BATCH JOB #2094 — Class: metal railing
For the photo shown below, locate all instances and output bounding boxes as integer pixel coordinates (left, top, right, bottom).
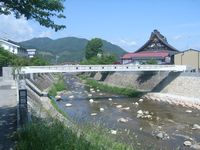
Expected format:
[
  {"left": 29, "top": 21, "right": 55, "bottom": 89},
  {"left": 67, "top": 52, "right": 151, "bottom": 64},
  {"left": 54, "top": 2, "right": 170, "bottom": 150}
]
[{"left": 19, "top": 64, "right": 187, "bottom": 74}]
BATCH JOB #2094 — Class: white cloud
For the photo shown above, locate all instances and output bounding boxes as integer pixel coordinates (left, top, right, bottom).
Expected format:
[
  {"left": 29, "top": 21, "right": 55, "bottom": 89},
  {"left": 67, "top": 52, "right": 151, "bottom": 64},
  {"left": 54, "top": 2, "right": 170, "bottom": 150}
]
[
  {"left": 0, "top": 14, "right": 34, "bottom": 41},
  {"left": 173, "top": 35, "right": 184, "bottom": 40},
  {"left": 39, "top": 31, "right": 53, "bottom": 38},
  {"left": 172, "top": 35, "right": 190, "bottom": 41},
  {"left": 119, "top": 39, "right": 137, "bottom": 46},
  {"left": 112, "top": 39, "right": 138, "bottom": 51}
]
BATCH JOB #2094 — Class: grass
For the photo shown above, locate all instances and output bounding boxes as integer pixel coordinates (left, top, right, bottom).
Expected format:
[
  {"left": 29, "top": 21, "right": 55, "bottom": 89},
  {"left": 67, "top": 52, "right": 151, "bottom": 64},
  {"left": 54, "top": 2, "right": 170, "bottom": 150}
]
[
  {"left": 79, "top": 75, "right": 141, "bottom": 97},
  {"left": 48, "top": 77, "right": 66, "bottom": 97},
  {"left": 49, "top": 96, "right": 68, "bottom": 118},
  {"left": 15, "top": 119, "right": 134, "bottom": 150},
  {"left": 15, "top": 120, "right": 98, "bottom": 150},
  {"left": 80, "top": 123, "right": 135, "bottom": 150}
]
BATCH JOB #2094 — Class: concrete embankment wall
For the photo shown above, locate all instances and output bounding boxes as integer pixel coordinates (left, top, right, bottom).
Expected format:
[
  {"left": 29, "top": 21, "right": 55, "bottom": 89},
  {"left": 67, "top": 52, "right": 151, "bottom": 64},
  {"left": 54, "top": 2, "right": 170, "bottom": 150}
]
[
  {"left": 92, "top": 71, "right": 170, "bottom": 91},
  {"left": 25, "top": 73, "right": 72, "bottom": 125},
  {"left": 157, "top": 73, "right": 200, "bottom": 98},
  {"left": 91, "top": 71, "right": 200, "bottom": 107}
]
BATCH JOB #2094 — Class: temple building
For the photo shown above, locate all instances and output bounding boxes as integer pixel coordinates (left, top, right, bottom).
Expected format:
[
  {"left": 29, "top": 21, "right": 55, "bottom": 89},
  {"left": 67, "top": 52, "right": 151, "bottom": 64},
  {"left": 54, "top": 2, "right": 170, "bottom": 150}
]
[{"left": 121, "top": 30, "right": 179, "bottom": 64}]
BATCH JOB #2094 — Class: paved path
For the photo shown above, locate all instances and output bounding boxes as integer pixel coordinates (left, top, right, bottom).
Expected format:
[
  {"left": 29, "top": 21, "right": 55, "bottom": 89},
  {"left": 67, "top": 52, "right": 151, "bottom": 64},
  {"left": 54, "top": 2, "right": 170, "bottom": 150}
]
[{"left": 0, "top": 80, "right": 17, "bottom": 150}]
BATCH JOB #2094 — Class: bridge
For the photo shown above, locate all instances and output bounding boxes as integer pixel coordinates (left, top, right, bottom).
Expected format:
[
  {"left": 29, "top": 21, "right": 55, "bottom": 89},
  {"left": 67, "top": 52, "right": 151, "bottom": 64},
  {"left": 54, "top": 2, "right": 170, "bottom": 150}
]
[{"left": 19, "top": 64, "right": 187, "bottom": 74}]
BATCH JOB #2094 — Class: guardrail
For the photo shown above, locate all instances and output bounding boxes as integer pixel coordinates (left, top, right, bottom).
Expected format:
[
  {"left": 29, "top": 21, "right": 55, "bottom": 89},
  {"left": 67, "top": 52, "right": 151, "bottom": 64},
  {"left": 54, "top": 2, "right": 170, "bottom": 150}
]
[{"left": 19, "top": 64, "right": 187, "bottom": 74}]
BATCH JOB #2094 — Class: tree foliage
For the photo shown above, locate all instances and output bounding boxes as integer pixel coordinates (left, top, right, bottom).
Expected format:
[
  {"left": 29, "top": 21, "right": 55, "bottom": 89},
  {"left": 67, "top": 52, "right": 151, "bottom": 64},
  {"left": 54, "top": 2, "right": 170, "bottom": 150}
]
[
  {"left": 146, "top": 59, "right": 158, "bottom": 65},
  {"left": 85, "top": 38, "right": 103, "bottom": 60},
  {"left": 81, "top": 55, "right": 117, "bottom": 65},
  {"left": 0, "top": 0, "right": 66, "bottom": 31}
]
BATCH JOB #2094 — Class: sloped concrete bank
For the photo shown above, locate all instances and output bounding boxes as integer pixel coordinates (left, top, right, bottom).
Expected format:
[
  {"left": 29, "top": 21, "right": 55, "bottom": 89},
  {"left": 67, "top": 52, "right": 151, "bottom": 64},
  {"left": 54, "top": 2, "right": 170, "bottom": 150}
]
[
  {"left": 91, "top": 71, "right": 200, "bottom": 109},
  {"left": 26, "top": 73, "right": 72, "bottom": 126}
]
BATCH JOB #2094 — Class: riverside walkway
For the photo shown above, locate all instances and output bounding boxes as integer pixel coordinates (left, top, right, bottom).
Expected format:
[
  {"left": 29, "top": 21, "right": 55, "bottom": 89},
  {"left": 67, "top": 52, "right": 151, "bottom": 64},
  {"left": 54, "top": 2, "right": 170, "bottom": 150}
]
[
  {"left": 20, "top": 64, "right": 187, "bottom": 74},
  {"left": 0, "top": 79, "right": 17, "bottom": 150}
]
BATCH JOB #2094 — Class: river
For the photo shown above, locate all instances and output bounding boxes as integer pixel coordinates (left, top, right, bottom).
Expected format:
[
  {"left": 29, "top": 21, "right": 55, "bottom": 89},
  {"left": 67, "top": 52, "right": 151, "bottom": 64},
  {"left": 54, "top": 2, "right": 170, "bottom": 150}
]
[{"left": 55, "top": 74, "right": 200, "bottom": 150}]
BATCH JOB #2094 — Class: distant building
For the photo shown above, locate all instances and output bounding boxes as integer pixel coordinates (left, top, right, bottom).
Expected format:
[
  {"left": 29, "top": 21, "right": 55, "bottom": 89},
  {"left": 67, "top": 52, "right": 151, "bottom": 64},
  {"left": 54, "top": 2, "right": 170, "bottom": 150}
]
[
  {"left": 27, "top": 49, "right": 37, "bottom": 58},
  {"left": 175, "top": 49, "right": 200, "bottom": 71},
  {"left": 121, "top": 30, "right": 179, "bottom": 64},
  {"left": 0, "top": 38, "right": 36, "bottom": 57}
]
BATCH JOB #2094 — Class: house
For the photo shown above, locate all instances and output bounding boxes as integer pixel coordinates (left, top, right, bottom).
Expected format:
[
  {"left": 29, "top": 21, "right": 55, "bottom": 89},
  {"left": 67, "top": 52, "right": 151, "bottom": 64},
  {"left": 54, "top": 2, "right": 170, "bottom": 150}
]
[
  {"left": 27, "top": 49, "right": 37, "bottom": 58},
  {"left": 121, "top": 30, "right": 179, "bottom": 64},
  {"left": 0, "top": 38, "right": 36, "bottom": 58},
  {"left": 175, "top": 49, "right": 200, "bottom": 71}
]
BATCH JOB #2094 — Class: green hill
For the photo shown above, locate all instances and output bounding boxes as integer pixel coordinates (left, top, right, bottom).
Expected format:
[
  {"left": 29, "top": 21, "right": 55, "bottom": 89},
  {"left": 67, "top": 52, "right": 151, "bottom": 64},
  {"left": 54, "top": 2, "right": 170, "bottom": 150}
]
[{"left": 20, "top": 37, "right": 126, "bottom": 64}]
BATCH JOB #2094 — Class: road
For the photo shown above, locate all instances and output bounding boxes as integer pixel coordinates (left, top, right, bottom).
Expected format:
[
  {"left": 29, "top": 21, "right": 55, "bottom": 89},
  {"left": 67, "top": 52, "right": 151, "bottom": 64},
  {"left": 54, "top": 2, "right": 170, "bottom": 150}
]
[{"left": 0, "top": 80, "right": 17, "bottom": 150}]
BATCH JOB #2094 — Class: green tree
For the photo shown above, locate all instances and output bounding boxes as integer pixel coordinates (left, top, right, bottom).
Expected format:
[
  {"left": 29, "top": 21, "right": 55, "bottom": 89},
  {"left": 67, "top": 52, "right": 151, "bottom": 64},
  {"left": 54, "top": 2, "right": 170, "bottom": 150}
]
[
  {"left": 81, "top": 54, "right": 117, "bottom": 65},
  {"left": 85, "top": 38, "right": 103, "bottom": 60},
  {"left": 0, "top": 0, "right": 66, "bottom": 31},
  {"left": 0, "top": 47, "right": 15, "bottom": 66},
  {"left": 30, "top": 57, "right": 49, "bottom": 66},
  {"left": 146, "top": 59, "right": 158, "bottom": 65}
]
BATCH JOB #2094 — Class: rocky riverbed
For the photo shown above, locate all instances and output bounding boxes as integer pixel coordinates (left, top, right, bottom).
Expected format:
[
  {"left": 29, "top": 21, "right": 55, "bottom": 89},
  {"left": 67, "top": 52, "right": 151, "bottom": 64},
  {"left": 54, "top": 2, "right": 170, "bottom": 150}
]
[{"left": 55, "top": 74, "right": 200, "bottom": 150}]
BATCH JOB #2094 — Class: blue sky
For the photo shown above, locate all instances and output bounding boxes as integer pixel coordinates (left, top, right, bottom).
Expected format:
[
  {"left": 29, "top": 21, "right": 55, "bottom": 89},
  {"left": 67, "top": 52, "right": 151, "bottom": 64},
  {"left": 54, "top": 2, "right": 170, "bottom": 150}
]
[{"left": 0, "top": 0, "right": 200, "bottom": 52}]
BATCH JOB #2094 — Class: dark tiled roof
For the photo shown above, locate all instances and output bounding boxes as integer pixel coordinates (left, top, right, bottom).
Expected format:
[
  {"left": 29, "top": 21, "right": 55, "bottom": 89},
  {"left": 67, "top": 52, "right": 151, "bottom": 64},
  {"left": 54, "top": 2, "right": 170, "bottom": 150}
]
[{"left": 135, "top": 30, "right": 179, "bottom": 52}]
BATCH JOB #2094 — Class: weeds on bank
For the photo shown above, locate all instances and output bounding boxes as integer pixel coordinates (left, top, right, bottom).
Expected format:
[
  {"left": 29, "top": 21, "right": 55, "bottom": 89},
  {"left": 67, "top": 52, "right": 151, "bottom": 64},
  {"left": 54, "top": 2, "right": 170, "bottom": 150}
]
[
  {"left": 48, "top": 77, "right": 66, "bottom": 97},
  {"left": 79, "top": 75, "right": 141, "bottom": 97},
  {"left": 15, "top": 120, "right": 98, "bottom": 150},
  {"left": 49, "top": 97, "right": 68, "bottom": 118},
  {"left": 15, "top": 119, "right": 134, "bottom": 150}
]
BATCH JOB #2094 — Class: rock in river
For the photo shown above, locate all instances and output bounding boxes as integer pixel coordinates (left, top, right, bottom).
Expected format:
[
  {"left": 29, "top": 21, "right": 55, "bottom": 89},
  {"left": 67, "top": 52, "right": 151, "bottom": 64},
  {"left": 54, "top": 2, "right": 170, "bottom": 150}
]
[
  {"left": 88, "top": 94, "right": 92, "bottom": 97},
  {"left": 156, "top": 132, "right": 169, "bottom": 140},
  {"left": 55, "top": 95, "right": 62, "bottom": 101},
  {"left": 139, "top": 99, "right": 144, "bottom": 102},
  {"left": 117, "top": 118, "right": 128, "bottom": 123},
  {"left": 192, "top": 124, "right": 200, "bottom": 130},
  {"left": 65, "top": 103, "right": 72, "bottom": 107},
  {"left": 116, "top": 105, "right": 122, "bottom": 108},
  {"left": 100, "top": 108, "right": 104, "bottom": 112},
  {"left": 91, "top": 113, "right": 97, "bottom": 116},
  {"left": 89, "top": 99, "right": 94, "bottom": 103},
  {"left": 69, "top": 95, "right": 74, "bottom": 99},
  {"left": 186, "top": 110, "right": 192, "bottom": 113},
  {"left": 134, "top": 102, "right": 139, "bottom": 106},
  {"left": 137, "top": 110, "right": 143, "bottom": 115},
  {"left": 110, "top": 130, "right": 117, "bottom": 135},
  {"left": 184, "top": 141, "right": 192, "bottom": 146},
  {"left": 122, "top": 107, "right": 130, "bottom": 110},
  {"left": 108, "top": 98, "right": 112, "bottom": 101}
]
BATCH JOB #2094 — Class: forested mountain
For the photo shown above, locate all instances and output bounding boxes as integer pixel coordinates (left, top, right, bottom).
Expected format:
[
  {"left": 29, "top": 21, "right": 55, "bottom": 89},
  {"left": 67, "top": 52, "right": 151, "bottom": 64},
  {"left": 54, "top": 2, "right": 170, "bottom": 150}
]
[{"left": 20, "top": 37, "right": 126, "bottom": 63}]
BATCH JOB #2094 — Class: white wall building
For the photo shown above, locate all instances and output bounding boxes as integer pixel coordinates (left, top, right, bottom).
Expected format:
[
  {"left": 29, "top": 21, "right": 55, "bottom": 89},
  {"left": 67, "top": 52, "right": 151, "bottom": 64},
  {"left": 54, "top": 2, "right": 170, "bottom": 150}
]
[
  {"left": 0, "top": 38, "right": 20, "bottom": 54},
  {"left": 0, "top": 38, "right": 36, "bottom": 57},
  {"left": 27, "top": 49, "right": 36, "bottom": 58}
]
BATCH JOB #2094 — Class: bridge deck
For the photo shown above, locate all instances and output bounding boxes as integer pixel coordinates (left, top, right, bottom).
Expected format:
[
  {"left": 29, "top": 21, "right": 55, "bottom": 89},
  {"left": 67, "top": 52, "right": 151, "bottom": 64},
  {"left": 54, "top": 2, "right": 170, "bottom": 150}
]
[{"left": 20, "top": 65, "right": 187, "bottom": 74}]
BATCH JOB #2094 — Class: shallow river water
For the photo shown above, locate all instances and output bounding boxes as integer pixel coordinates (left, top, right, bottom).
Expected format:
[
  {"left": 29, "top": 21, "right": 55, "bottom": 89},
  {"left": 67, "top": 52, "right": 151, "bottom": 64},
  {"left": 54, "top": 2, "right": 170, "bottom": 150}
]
[{"left": 56, "top": 74, "right": 200, "bottom": 150}]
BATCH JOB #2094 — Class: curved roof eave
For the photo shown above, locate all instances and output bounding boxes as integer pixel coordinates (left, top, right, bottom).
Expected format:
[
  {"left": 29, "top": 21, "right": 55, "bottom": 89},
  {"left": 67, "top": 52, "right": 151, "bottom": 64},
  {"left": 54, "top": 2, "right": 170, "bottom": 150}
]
[{"left": 135, "top": 31, "right": 179, "bottom": 53}]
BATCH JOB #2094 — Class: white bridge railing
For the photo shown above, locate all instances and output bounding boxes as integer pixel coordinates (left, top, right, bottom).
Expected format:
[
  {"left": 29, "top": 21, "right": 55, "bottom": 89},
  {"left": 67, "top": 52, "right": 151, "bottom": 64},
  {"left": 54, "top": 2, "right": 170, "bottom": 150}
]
[{"left": 19, "top": 65, "right": 187, "bottom": 74}]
